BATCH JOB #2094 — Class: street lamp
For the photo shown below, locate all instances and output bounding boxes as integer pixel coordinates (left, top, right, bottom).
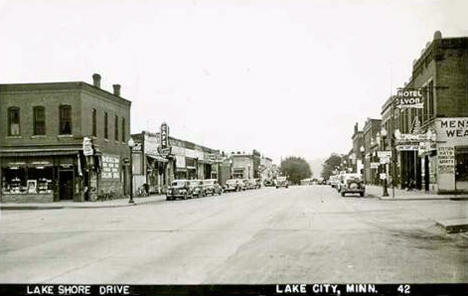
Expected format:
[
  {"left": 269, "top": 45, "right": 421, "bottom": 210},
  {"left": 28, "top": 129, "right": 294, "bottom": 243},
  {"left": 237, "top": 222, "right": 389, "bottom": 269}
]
[
  {"left": 128, "top": 137, "right": 135, "bottom": 204},
  {"left": 380, "top": 127, "right": 389, "bottom": 197},
  {"left": 359, "top": 146, "right": 365, "bottom": 184}
]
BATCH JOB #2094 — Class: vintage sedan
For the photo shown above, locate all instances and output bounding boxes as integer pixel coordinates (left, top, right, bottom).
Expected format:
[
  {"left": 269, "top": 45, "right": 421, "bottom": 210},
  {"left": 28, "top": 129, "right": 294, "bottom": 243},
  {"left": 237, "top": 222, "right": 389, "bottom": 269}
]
[
  {"left": 202, "top": 179, "right": 223, "bottom": 196},
  {"left": 338, "top": 173, "right": 365, "bottom": 197},
  {"left": 224, "top": 179, "right": 244, "bottom": 192},
  {"left": 188, "top": 180, "right": 206, "bottom": 198},
  {"left": 275, "top": 176, "right": 289, "bottom": 189},
  {"left": 166, "top": 180, "right": 192, "bottom": 200}
]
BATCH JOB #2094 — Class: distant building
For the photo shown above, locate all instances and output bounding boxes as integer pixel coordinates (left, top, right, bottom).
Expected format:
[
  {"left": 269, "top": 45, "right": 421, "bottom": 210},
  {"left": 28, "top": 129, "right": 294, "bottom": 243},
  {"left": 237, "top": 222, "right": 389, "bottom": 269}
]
[
  {"left": 229, "top": 150, "right": 261, "bottom": 179},
  {"left": 351, "top": 122, "right": 364, "bottom": 176},
  {"left": 0, "top": 74, "right": 131, "bottom": 202},
  {"left": 362, "top": 118, "right": 382, "bottom": 185}
]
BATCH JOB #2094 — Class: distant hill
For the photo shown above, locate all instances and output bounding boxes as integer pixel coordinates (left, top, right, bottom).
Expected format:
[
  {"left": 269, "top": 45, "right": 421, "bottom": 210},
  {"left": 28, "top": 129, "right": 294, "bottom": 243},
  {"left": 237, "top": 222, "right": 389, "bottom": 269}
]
[{"left": 308, "top": 158, "right": 326, "bottom": 178}]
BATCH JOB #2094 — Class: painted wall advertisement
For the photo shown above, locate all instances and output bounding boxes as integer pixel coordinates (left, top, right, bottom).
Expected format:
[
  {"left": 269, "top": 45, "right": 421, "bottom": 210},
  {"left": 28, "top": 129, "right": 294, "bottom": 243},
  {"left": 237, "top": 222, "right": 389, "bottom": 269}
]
[
  {"left": 438, "top": 147, "right": 455, "bottom": 174},
  {"left": 102, "top": 154, "right": 120, "bottom": 179}
]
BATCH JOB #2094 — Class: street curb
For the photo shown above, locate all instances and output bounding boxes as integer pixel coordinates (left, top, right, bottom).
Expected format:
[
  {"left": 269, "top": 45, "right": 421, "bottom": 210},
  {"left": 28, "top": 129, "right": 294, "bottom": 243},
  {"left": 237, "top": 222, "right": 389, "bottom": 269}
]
[
  {"left": 0, "top": 197, "right": 165, "bottom": 210},
  {"left": 436, "top": 219, "right": 468, "bottom": 233}
]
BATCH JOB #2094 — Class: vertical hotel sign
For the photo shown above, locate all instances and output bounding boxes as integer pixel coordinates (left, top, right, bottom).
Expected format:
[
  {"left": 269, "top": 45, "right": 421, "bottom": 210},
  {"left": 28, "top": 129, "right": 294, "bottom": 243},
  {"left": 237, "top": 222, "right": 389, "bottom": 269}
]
[{"left": 158, "top": 122, "right": 172, "bottom": 157}]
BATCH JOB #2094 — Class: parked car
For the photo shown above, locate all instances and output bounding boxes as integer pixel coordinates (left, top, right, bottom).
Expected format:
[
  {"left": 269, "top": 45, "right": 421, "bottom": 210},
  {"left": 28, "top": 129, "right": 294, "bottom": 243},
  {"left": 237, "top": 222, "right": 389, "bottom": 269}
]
[
  {"left": 224, "top": 179, "right": 244, "bottom": 192},
  {"left": 254, "top": 178, "right": 262, "bottom": 189},
  {"left": 338, "top": 173, "right": 365, "bottom": 197},
  {"left": 263, "top": 179, "right": 275, "bottom": 187},
  {"left": 166, "top": 179, "right": 192, "bottom": 200},
  {"left": 188, "top": 179, "right": 205, "bottom": 198},
  {"left": 202, "top": 179, "right": 223, "bottom": 196},
  {"left": 243, "top": 179, "right": 257, "bottom": 190},
  {"left": 275, "top": 176, "right": 289, "bottom": 189},
  {"left": 329, "top": 175, "right": 340, "bottom": 189}
]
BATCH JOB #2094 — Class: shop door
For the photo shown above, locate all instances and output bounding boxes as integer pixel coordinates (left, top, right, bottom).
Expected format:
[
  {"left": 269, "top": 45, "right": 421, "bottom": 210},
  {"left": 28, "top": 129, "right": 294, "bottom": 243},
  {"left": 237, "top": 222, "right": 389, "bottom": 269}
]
[
  {"left": 59, "top": 170, "right": 74, "bottom": 200},
  {"left": 455, "top": 147, "right": 468, "bottom": 193}
]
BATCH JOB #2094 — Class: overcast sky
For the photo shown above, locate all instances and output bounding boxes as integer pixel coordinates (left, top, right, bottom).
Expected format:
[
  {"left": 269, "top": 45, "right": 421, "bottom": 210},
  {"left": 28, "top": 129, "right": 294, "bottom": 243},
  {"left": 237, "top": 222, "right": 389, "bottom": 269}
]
[{"left": 1, "top": 0, "right": 467, "bottom": 163}]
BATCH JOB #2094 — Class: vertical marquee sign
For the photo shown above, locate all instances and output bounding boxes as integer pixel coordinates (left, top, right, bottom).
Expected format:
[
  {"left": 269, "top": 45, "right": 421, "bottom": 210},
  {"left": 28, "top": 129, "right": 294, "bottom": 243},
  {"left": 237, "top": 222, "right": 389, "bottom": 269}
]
[{"left": 158, "top": 122, "right": 172, "bottom": 157}]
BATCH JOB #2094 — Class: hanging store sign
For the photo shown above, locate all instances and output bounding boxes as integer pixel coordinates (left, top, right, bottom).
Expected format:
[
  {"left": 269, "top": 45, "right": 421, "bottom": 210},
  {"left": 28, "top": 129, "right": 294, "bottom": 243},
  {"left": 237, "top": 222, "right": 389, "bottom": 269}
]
[
  {"left": 395, "top": 89, "right": 424, "bottom": 109},
  {"left": 396, "top": 145, "right": 419, "bottom": 151},
  {"left": 82, "top": 137, "right": 94, "bottom": 156},
  {"left": 437, "top": 146, "right": 455, "bottom": 174},
  {"left": 158, "top": 122, "right": 172, "bottom": 158},
  {"left": 370, "top": 162, "right": 380, "bottom": 169},
  {"left": 377, "top": 151, "right": 392, "bottom": 158},
  {"left": 379, "top": 157, "right": 390, "bottom": 164}
]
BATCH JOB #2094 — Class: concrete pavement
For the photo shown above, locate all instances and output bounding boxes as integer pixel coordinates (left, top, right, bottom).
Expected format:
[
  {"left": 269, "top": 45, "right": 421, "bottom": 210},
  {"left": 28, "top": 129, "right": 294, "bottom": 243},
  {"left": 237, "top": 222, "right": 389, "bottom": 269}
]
[
  {"left": 0, "top": 185, "right": 467, "bottom": 284},
  {"left": 365, "top": 184, "right": 468, "bottom": 200}
]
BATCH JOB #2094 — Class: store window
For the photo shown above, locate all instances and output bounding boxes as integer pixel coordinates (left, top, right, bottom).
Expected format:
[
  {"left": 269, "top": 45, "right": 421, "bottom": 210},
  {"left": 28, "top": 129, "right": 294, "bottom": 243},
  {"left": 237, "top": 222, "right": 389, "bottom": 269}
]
[
  {"left": 59, "top": 105, "right": 72, "bottom": 135},
  {"left": 8, "top": 107, "right": 20, "bottom": 136},
  {"left": 33, "top": 106, "right": 46, "bottom": 135},
  {"left": 2, "top": 167, "right": 53, "bottom": 194},
  {"left": 115, "top": 115, "right": 119, "bottom": 141},
  {"left": 104, "top": 112, "right": 108, "bottom": 139},
  {"left": 92, "top": 108, "right": 97, "bottom": 137},
  {"left": 121, "top": 118, "right": 126, "bottom": 142}
]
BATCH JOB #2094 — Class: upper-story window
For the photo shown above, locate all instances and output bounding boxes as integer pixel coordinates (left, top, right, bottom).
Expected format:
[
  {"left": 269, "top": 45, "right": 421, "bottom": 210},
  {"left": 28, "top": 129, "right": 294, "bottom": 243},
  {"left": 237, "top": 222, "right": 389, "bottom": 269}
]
[
  {"left": 104, "top": 112, "right": 108, "bottom": 139},
  {"left": 8, "top": 107, "right": 20, "bottom": 136},
  {"left": 59, "top": 105, "right": 72, "bottom": 135},
  {"left": 33, "top": 106, "right": 46, "bottom": 135},
  {"left": 115, "top": 115, "right": 119, "bottom": 141},
  {"left": 92, "top": 108, "right": 97, "bottom": 137},
  {"left": 121, "top": 118, "right": 125, "bottom": 142}
]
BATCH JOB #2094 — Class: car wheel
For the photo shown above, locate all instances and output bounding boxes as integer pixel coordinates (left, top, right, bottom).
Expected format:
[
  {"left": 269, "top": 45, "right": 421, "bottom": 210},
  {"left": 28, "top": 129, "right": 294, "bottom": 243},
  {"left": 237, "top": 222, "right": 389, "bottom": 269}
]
[
  {"left": 183, "top": 193, "right": 188, "bottom": 200},
  {"left": 341, "top": 192, "right": 345, "bottom": 197},
  {"left": 360, "top": 192, "right": 364, "bottom": 197}
]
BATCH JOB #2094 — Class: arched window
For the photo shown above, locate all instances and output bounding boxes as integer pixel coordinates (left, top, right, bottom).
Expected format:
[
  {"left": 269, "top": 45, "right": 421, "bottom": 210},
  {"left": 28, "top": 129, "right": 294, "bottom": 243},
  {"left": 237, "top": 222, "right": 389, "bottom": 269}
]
[
  {"left": 8, "top": 107, "right": 20, "bottom": 136},
  {"left": 33, "top": 106, "right": 46, "bottom": 135},
  {"left": 59, "top": 105, "right": 72, "bottom": 135}
]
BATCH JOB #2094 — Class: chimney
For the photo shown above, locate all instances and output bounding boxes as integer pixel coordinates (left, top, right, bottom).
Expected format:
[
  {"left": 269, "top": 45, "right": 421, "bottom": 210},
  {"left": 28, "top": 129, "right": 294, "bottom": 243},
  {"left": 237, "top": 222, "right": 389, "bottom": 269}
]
[
  {"left": 92, "top": 73, "right": 101, "bottom": 88},
  {"left": 433, "top": 30, "right": 442, "bottom": 40},
  {"left": 113, "top": 84, "right": 121, "bottom": 97},
  {"left": 354, "top": 123, "right": 358, "bottom": 134}
]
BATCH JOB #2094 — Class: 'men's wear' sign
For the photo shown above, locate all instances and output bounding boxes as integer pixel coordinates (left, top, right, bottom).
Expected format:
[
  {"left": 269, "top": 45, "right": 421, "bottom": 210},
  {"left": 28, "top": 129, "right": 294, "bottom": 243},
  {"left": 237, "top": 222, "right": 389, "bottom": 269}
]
[
  {"left": 395, "top": 89, "right": 423, "bottom": 109},
  {"left": 436, "top": 118, "right": 468, "bottom": 139}
]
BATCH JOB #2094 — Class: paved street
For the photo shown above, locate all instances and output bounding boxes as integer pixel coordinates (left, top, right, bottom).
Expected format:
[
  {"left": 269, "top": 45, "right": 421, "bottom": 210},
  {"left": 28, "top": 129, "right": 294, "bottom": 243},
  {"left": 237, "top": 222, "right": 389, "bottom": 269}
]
[{"left": 0, "top": 185, "right": 467, "bottom": 284}]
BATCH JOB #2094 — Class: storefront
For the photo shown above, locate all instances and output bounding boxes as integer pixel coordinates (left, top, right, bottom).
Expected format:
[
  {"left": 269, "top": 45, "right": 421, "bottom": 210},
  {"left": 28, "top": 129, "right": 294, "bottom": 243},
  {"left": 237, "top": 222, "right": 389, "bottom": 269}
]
[
  {"left": 1, "top": 151, "right": 81, "bottom": 202},
  {"left": 434, "top": 117, "right": 468, "bottom": 193}
]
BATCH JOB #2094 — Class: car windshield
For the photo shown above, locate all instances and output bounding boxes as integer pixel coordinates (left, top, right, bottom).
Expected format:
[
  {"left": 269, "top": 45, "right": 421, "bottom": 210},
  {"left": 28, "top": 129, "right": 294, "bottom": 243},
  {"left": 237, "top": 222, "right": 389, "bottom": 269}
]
[
  {"left": 344, "top": 174, "right": 362, "bottom": 181},
  {"left": 277, "top": 177, "right": 286, "bottom": 181}
]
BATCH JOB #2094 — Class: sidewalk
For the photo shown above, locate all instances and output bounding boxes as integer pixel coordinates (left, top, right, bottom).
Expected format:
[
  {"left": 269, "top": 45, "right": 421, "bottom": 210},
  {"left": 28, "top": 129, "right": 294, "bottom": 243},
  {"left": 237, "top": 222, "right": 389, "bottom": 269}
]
[
  {"left": 366, "top": 185, "right": 468, "bottom": 201},
  {"left": 0, "top": 194, "right": 166, "bottom": 210}
]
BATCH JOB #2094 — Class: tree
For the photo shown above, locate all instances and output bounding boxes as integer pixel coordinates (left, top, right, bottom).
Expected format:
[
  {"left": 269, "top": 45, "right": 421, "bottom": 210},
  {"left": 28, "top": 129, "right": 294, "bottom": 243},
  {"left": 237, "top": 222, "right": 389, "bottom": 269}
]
[
  {"left": 280, "top": 156, "right": 312, "bottom": 185},
  {"left": 321, "top": 153, "right": 343, "bottom": 180}
]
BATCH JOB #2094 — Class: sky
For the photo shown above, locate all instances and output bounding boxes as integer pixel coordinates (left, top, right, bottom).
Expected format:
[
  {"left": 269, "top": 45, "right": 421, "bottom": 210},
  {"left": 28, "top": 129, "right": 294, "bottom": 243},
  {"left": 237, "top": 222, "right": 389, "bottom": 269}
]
[{"left": 1, "top": 0, "right": 467, "bottom": 164}]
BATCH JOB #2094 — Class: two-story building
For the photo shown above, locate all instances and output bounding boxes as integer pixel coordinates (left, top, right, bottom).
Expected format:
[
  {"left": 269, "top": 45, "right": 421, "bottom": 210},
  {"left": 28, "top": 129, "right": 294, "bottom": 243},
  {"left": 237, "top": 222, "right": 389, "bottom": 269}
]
[{"left": 0, "top": 74, "right": 131, "bottom": 202}]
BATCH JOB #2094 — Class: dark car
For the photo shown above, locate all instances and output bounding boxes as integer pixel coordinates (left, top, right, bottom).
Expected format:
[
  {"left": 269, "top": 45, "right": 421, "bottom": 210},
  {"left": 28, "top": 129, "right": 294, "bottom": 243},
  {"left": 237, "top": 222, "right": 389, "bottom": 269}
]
[
  {"left": 166, "top": 180, "right": 192, "bottom": 200},
  {"left": 202, "top": 179, "right": 223, "bottom": 196},
  {"left": 338, "top": 174, "right": 365, "bottom": 197},
  {"left": 188, "top": 180, "right": 205, "bottom": 198}
]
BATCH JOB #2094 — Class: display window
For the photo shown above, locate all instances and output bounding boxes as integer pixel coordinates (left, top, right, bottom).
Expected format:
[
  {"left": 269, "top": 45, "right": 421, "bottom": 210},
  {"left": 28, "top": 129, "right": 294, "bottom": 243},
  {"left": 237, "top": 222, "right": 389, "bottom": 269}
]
[{"left": 2, "top": 167, "right": 53, "bottom": 194}]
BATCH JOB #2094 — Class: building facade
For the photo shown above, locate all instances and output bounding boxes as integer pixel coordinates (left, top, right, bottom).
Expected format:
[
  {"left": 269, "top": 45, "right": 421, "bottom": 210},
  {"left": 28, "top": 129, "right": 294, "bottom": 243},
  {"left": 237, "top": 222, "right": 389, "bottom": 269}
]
[
  {"left": 362, "top": 118, "right": 382, "bottom": 185},
  {"left": 229, "top": 150, "right": 261, "bottom": 179},
  {"left": 384, "top": 32, "right": 468, "bottom": 193},
  {"left": 0, "top": 74, "right": 131, "bottom": 202},
  {"left": 351, "top": 123, "right": 364, "bottom": 176}
]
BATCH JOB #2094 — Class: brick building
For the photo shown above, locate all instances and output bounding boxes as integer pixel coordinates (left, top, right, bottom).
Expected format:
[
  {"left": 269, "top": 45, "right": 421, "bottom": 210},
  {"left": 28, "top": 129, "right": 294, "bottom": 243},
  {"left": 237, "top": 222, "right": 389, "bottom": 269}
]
[
  {"left": 385, "top": 31, "right": 468, "bottom": 193},
  {"left": 0, "top": 74, "right": 131, "bottom": 202},
  {"left": 362, "top": 118, "right": 382, "bottom": 185},
  {"left": 351, "top": 123, "right": 364, "bottom": 176}
]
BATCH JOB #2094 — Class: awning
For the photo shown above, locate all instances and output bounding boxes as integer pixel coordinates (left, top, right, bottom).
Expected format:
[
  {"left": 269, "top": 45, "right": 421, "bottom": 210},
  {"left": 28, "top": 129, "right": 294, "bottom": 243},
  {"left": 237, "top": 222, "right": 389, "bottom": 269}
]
[{"left": 146, "top": 154, "right": 169, "bottom": 163}]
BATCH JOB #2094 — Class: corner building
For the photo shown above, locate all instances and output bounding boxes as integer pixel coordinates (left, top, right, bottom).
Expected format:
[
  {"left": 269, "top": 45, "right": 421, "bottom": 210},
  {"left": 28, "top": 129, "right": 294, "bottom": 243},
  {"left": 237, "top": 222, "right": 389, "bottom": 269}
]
[{"left": 0, "top": 74, "right": 131, "bottom": 202}]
